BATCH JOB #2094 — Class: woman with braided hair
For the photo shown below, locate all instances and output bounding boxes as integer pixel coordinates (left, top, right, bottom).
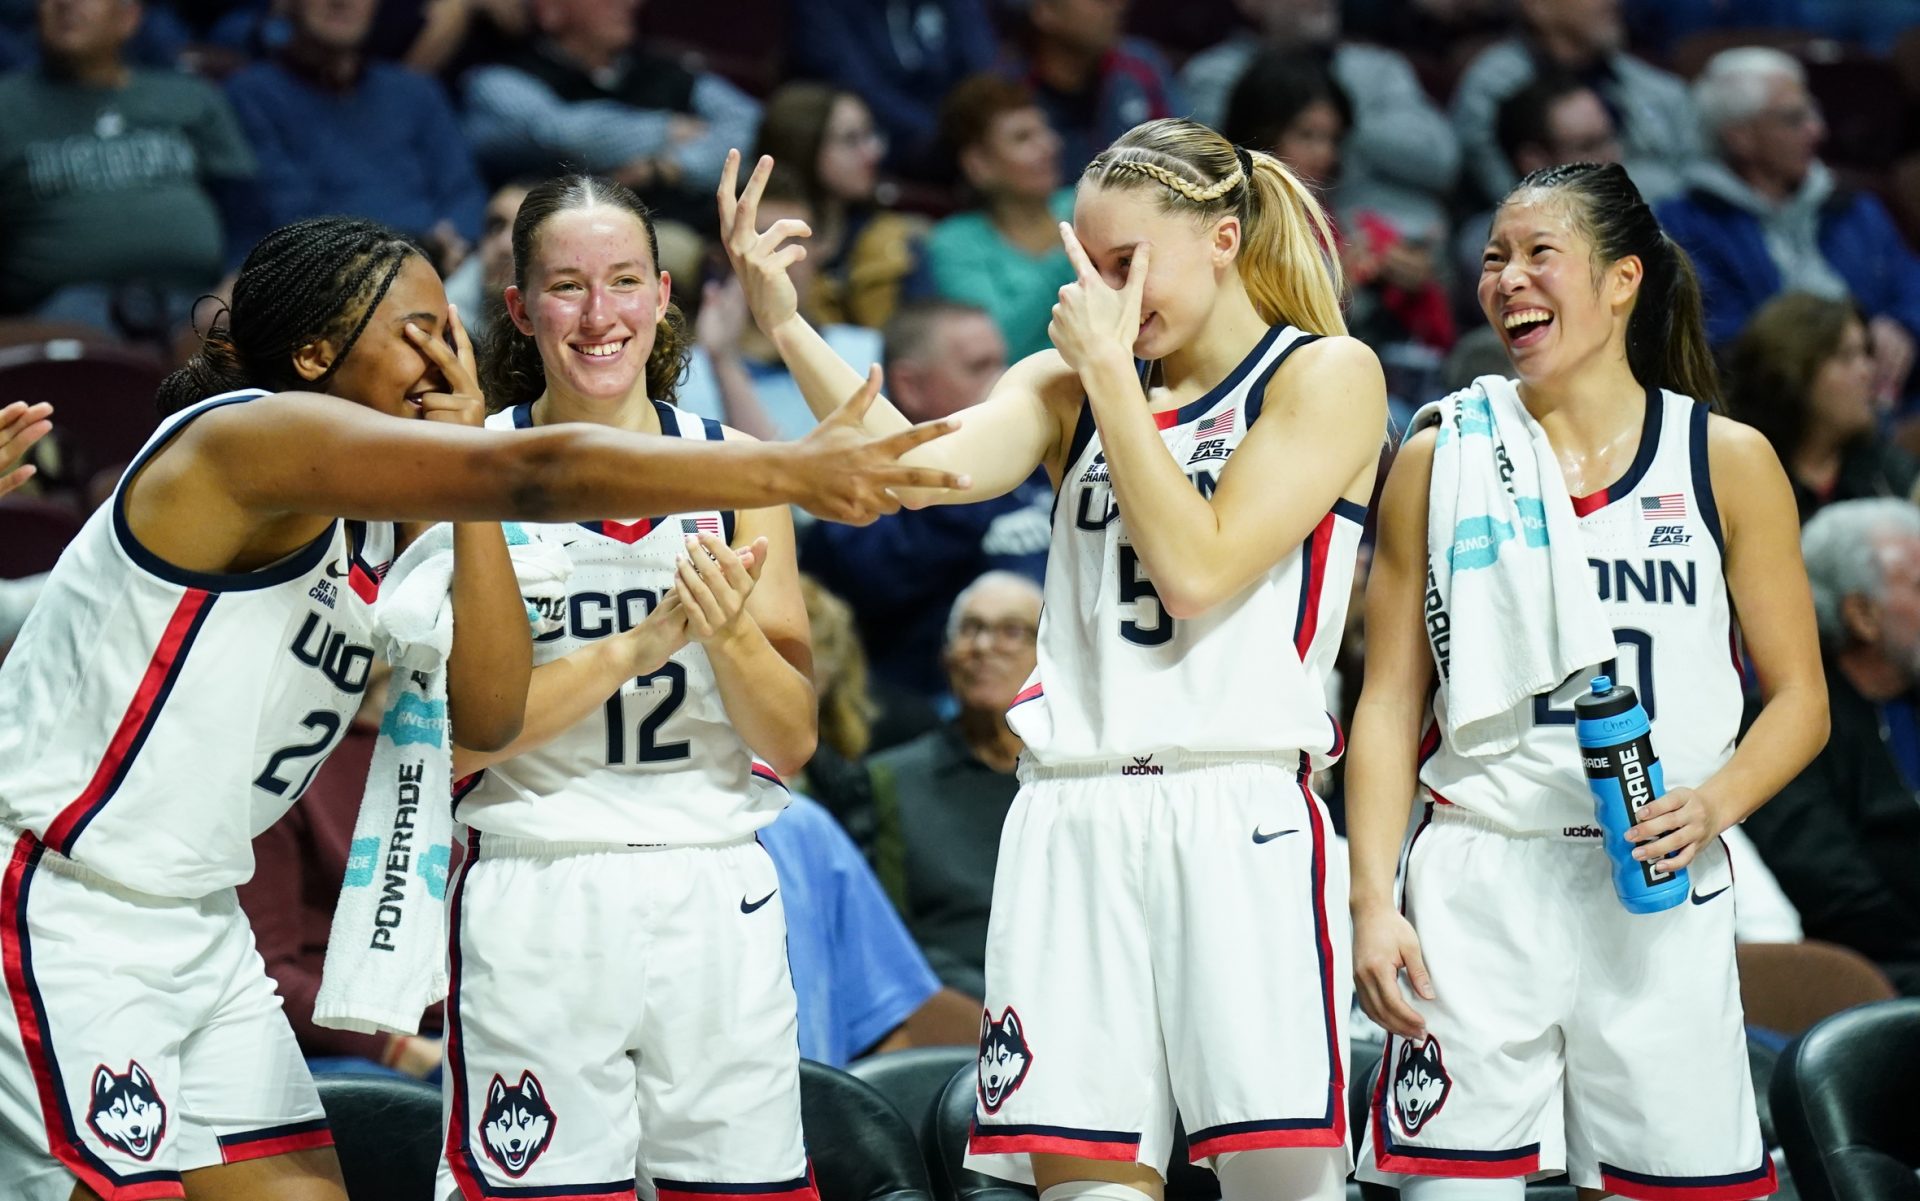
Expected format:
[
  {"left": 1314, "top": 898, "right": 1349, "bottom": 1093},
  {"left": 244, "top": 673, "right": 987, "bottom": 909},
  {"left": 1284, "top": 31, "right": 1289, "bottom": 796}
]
[
  {"left": 0, "top": 214, "right": 964, "bottom": 1201},
  {"left": 721, "top": 117, "right": 1386, "bottom": 1201}
]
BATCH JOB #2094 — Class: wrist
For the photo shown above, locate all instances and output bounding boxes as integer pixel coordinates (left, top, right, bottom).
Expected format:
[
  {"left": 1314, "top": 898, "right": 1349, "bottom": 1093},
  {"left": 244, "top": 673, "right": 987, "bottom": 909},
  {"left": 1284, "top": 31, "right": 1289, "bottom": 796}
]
[
  {"left": 765, "top": 313, "right": 807, "bottom": 353},
  {"left": 705, "top": 620, "right": 758, "bottom": 659},
  {"left": 1081, "top": 348, "right": 1138, "bottom": 394},
  {"left": 1350, "top": 885, "right": 1398, "bottom": 917}
]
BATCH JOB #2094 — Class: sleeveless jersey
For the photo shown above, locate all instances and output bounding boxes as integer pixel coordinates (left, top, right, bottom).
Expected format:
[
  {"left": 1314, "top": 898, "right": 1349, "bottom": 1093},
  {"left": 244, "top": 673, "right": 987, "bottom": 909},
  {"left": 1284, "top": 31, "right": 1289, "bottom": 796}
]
[
  {"left": 0, "top": 390, "right": 392, "bottom": 897},
  {"left": 456, "top": 400, "right": 789, "bottom": 845},
  {"left": 1009, "top": 325, "right": 1366, "bottom": 767},
  {"left": 1419, "top": 388, "right": 1740, "bottom": 834}
]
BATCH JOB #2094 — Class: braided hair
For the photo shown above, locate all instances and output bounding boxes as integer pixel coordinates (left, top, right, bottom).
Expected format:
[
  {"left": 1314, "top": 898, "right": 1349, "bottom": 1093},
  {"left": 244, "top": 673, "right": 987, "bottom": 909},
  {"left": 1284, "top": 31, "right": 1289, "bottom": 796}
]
[
  {"left": 1082, "top": 117, "right": 1345, "bottom": 337},
  {"left": 157, "top": 217, "right": 423, "bottom": 416},
  {"left": 478, "top": 174, "right": 691, "bottom": 411}
]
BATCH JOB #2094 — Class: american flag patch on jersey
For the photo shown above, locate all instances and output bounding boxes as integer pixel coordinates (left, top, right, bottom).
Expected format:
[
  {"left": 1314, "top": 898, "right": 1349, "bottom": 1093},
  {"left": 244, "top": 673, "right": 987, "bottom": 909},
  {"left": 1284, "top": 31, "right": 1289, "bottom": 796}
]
[
  {"left": 1640, "top": 493, "right": 1686, "bottom": 520},
  {"left": 681, "top": 516, "right": 724, "bottom": 537},
  {"left": 1194, "top": 408, "right": 1235, "bottom": 438}
]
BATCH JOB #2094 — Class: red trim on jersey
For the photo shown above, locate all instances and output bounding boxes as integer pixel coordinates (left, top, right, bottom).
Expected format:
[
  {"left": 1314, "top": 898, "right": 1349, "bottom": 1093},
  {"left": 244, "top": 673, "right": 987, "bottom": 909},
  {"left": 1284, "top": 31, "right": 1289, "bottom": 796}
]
[
  {"left": 596, "top": 518, "right": 656, "bottom": 544},
  {"left": 1151, "top": 408, "right": 1180, "bottom": 430},
  {"left": 968, "top": 1131, "right": 1141, "bottom": 1160},
  {"left": 44, "top": 589, "right": 214, "bottom": 855},
  {"left": 1374, "top": 1144, "right": 1542, "bottom": 1179},
  {"left": 1326, "top": 713, "right": 1346, "bottom": 760},
  {"left": 348, "top": 562, "right": 379, "bottom": 605},
  {"left": 1598, "top": 1159, "right": 1777, "bottom": 1201},
  {"left": 1570, "top": 489, "right": 1607, "bottom": 517},
  {"left": 1186, "top": 1125, "right": 1345, "bottom": 1159},
  {"left": 1300, "top": 766, "right": 1347, "bottom": 1146},
  {"left": 657, "top": 1183, "right": 815, "bottom": 1201},
  {"left": 217, "top": 1120, "right": 334, "bottom": 1164},
  {"left": 750, "top": 763, "right": 791, "bottom": 793},
  {"left": 1, "top": 834, "right": 187, "bottom": 1201},
  {"left": 1010, "top": 682, "right": 1044, "bottom": 708},
  {"left": 1292, "top": 513, "right": 1335, "bottom": 658}
]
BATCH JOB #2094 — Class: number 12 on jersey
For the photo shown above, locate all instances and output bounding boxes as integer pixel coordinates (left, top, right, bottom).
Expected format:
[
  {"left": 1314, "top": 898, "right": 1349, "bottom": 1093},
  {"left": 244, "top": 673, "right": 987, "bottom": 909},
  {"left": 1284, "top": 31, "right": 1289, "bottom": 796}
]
[{"left": 604, "top": 664, "right": 691, "bottom": 764}]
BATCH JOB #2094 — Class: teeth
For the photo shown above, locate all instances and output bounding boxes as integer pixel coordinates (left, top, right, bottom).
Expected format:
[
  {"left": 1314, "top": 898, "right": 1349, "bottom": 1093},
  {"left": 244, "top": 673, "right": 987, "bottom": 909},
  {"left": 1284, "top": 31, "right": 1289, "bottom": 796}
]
[
  {"left": 577, "top": 341, "right": 625, "bottom": 357},
  {"left": 1503, "top": 309, "right": 1551, "bottom": 330}
]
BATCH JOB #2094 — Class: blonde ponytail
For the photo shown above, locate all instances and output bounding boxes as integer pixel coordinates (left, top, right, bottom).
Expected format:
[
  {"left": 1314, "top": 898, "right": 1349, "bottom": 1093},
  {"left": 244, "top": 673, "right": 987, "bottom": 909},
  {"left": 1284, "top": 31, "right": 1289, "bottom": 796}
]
[{"left": 1082, "top": 119, "right": 1345, "bottom": 336}]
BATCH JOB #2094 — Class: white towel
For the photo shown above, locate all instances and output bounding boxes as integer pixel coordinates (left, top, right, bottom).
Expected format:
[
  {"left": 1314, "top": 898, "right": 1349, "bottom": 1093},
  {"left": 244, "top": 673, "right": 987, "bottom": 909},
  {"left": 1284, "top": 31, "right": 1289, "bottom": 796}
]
[
  {"left": 1416, "top": 376, "right": 1613, "bottom": 758},
  {"left": 313, "top": 523, "right": 571, "bottom": 1035}
]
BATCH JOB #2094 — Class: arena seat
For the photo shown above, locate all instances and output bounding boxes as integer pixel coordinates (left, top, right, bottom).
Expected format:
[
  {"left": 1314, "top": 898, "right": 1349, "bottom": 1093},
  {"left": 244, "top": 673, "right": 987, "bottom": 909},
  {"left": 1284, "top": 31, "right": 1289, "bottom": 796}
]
[
  {"left": 0, "top": 496, "right": 83, "bottom": 578},
  {"left": 803, "top": 1058, "right": 937, "bottom": 1201},
  {"left": 1738, "top": 942, "right": 1898, "bottom": 1038},
  {"left": 850, "top": 1044, "right": 977, "bottom": 1179},
  {"left": 1771, "top": 999, "right": 1920, "bottom": 1201},
  {"left": 314, "top": 1071, "right": 443, "bottom": 1201},
  {"left": 0, "top": 340, "right": 164, "bottom": 492}
]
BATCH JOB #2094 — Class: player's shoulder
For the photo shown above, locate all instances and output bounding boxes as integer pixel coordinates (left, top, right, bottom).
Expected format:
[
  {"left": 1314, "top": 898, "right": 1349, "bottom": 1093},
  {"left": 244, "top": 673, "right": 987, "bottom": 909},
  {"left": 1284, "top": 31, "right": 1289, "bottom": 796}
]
[
  {"left": 1701, "top": 407, "right": 1785, "bottom": 482},
  {"left": 1255, "top": 332, "right": 1386, "bottom": 427}
]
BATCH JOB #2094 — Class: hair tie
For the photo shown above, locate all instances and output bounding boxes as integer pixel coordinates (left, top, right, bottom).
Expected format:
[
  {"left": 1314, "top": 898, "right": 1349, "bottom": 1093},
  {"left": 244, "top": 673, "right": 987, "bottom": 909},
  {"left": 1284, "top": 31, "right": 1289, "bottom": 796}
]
[{"left": 1235, "top": 144, "right": 1255, "bottom": 183}]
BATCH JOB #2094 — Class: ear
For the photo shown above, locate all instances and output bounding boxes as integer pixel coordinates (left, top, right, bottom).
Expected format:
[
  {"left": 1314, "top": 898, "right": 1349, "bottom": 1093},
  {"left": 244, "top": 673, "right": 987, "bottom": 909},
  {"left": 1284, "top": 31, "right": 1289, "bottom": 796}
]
[
  {"left": 655, "top": 270, "right": 673, "bottom": 323},
  {"left": 1002, "top": 1010, "right": 1021, "bottom": 1040},
  {"left": 128, "top": 1062, "right": 151, "bottom": 1090},
  {"left": 978, "top": 1009, "right": 992, "bottom": 1043},
  {"left": 1212, "top": 214, "right": 1243, "bottom": 270},
  {"left": 488, "top": 1074, "right": 508, "bottom": 1107},
  {"left": 291, "top": 339, "right": 336, "bottom": 384},
  {"left": 958, "top": 144, "right": 994, "bottom": 191},
  {"left": 1606, "top": 252, "right": 1645, "bottom": 313},
  {"left": 95, "top": 1066, "right": 115, "bottom": 1097},
  {"left": 519, "top": 1072, "right": 542, "bottom": 1102},
  {"left": 1841, "top": 591, "right": 1880, "bottom": 646},
  {"left": 504, "top": 285, "right": 534, "bottom": 337}
]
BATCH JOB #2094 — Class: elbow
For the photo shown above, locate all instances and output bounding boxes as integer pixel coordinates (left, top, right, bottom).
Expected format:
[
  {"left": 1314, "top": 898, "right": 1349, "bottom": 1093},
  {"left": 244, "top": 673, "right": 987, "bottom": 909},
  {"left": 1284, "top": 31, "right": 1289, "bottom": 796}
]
[
  {"left": 490, "top": 432, "right": 578, "bottom": 521},
  {"left": 1804, "top": 689, "right": 1831, "bottom": 758},
  {"left": 454, "top": 711, "right": 524, "bottom": 755},
  {"left": 1158, "top": 572, "right": 1228, "bottom": 623},
  {"left": 766, "top": 726, "right": 818, "bottom": 781}
]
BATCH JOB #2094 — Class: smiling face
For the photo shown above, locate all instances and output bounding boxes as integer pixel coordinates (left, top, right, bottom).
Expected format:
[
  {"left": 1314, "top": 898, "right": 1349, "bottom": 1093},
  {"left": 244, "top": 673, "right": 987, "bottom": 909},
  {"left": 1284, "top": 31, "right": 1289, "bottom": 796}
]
[
  {"left": 504, "top": 204, "right": 670, "bottom": 405},
  {"left": 1477, "top": 190, "right": 1640, "bottom": 389},
  {"left": 1071, "top": 182, "right": 1236, "bottom": 360},
  {"left": 293, "top": 253, "right": 452, "bottom": 419}
]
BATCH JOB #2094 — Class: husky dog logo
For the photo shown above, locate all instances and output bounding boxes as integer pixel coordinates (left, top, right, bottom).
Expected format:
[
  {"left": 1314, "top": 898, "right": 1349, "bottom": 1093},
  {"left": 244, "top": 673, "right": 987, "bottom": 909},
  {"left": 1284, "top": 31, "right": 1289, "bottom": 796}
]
[
  {"left": 976, "top": 1008, "right": 1033, "bottom": 1114},
  {"left": 1391, "top": 1038, "right": 1452, "bottom": 1136},
  {"left": 480, "top": 1071, "right": 555, "bottom": 1178},
  {"left": 87, "top": 1061, "right": 167, "bottom": 1160}
]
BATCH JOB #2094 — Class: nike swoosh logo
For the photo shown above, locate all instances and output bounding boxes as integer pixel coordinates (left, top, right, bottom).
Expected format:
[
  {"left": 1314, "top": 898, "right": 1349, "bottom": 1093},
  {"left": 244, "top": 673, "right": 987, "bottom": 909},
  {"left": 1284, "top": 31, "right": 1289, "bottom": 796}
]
[
  {"left": 740, "top": 890, "right": 777, "bottom": 914},
  {"left": 325, "top": 560, "right": 349, "bottom": 579},
  {"left": 1252, "top": 828, "right": 1298, "bottom": 844},
  {"left": 1690, "top": 886, "right": 1730, "bottom": 906}
]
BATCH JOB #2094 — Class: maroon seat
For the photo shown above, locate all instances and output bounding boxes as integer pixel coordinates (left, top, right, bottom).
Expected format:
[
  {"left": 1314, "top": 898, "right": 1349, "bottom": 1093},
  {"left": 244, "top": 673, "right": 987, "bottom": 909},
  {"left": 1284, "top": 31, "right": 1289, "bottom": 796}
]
[
  {"left": 0, "top": 341, "right": 166, "bottom": 491},
  {"left": 0, "top": 495, "right": 84, "bottom": 579}
]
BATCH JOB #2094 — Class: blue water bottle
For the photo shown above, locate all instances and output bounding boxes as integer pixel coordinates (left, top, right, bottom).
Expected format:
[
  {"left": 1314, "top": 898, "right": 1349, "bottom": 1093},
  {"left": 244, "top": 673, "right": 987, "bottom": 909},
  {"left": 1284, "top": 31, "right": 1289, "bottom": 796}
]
[{"left": 1573, "top": 675, "right": 1688, "bottom": 914}]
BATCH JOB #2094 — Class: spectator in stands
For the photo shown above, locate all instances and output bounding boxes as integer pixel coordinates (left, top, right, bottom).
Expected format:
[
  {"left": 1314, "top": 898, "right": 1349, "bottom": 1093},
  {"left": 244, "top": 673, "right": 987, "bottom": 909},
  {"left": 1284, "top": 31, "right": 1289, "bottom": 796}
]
[
  {"left": 1451, "top": 0, "right": 1699, "bottom": 204},
  {"left": 922, "top": 74, "right": 1072, "bottom": 363},
  {"left": 679, "top": 194, "right": 885, "bottom": 440},
  {"left": 1000, "top": 0, "right": 1183, "bottom": 177},
  {"left": 1181, "top": 0, "right": 1457, "bottom": 239},
  {"left": 224, "top": 0, "right": 485, "bottom": 269},
  {"left": 802, "top": 301, "right": 1049, "bottom": 695},
  {"left": 867, "top": 571, "right": 1040, "bottom": 998},
  {"left": 1658, "top": 48, "right": 1920, "bottom": 399},
  {"left": 443, "top": 177, "right": 530, "bottom": 339},
  {"left": 0, "top": 0, "right": 256, "bottom": 335},
  {"left": 1454, "top": 71, "right": 1621, "bottom": 286},
  {"left": 755, "top": 82, "right": 925, "bottom": 329},
  {"left": 1729, "top": 293, "right": 1917, "bottom": 522},
  {"left": 1224, "top": 51, "right": 1453, "bottom": 357},
  {"left": 757, "top": 793, "right": 980, "bottom": 1066},
  {"left": 787, "top": 0, "right": 999, "bottom": 180},
  {"left": 796, "top": 574, "right": 937, "bottom": 852},
  {"left": 238, "top": 673, "right": 446, "bottom": 1078},
  {"left": 1743, "top": 499, "right": 1920, "bottom": 995},
  {"left": 461, "top": 0, "right": 759, "bottom": 230}
]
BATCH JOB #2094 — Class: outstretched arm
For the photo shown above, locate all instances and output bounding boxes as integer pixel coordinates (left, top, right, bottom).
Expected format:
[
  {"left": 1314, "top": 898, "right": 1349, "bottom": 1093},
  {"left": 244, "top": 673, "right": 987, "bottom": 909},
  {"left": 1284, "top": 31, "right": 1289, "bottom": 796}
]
[{"left": 718, "top": 151, "right": 1066, "bottom": 503}]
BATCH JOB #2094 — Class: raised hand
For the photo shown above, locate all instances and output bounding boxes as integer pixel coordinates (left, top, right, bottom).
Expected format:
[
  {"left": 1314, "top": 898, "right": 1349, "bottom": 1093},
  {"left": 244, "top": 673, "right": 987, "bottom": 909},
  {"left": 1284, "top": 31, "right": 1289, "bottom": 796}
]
[
  {"left": 791, "top": 365, "right": 970, "bottom": 524},
  {"left": 0, "top": 401, "right": 53, "bottom": 499},
  {"left": 716, "top": 149, "right": 811, "bottom": 335},
  {"left": 1049, "top": 223, "right": 1148, "bottom": 375},
  {"left": 404, "top": 304, "right": 487, "bottom": 426}
]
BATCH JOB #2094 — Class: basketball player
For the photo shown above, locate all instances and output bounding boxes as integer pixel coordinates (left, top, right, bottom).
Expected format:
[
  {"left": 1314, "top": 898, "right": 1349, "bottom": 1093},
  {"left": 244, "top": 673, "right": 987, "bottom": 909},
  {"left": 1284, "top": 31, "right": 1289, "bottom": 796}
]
[
  {"left": 1348, "top": 163, "right": 1826, "bottom": 1200},
  {"left": 0, "top": 215, "right": 963, "bottom": 1201},
  {"left": 719, "top": 117, "right": 1386, "bottom": 1201},
  {"left": 435, "top": 175, "right": 818, "bottom": 1201}
]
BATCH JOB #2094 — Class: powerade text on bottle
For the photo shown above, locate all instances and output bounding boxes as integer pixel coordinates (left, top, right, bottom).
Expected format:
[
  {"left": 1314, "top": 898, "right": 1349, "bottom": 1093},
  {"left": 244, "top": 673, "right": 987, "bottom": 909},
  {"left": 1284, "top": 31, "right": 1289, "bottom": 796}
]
[{"left": 1573, "top": 675, "right": 1688, "bottom": 914}]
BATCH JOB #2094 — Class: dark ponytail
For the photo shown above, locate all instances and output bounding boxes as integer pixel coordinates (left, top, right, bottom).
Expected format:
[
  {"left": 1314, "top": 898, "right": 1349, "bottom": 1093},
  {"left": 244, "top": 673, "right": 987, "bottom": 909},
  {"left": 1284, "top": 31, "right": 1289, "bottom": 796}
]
[
  {"left": 156, "top": 217, "right": 421, "bottom": 416},
  {"left": 1507, "top": 162, "right": 1722, "bottom": 409},
  {"left": 478, "top": 174, "right": 691, "bottom": 411}
]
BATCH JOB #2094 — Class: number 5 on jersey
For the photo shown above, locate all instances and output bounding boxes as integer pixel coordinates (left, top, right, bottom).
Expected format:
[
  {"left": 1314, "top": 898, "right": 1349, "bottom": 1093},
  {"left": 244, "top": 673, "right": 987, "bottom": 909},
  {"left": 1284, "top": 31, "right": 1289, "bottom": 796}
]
[{"left": 1118, "top": 544, "right": 1173, "bottom": 646}]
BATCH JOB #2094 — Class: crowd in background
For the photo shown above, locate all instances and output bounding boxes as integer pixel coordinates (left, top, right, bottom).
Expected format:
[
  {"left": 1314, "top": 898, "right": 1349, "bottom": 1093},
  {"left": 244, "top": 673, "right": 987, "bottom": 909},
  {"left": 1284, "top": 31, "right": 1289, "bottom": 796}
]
[{"left": 6, "top": 0, "right": 1920, "bottom": 1074}]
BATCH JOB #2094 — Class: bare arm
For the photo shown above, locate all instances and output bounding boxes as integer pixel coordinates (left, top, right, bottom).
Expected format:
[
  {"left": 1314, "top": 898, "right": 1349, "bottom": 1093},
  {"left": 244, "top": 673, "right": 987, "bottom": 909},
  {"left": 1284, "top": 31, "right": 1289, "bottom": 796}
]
[
  {"left": 679, "top": 501, "right": 818, "bottom": 776},
  {"left": 1625, "top": 417, "right": 1830, "bottom": 868},
  {"left": 1347, "top": 428, "right": 1440, "bottom": 1040},
  {"left": 718, "top": 150, "right": 1064, "bottom": 501}
]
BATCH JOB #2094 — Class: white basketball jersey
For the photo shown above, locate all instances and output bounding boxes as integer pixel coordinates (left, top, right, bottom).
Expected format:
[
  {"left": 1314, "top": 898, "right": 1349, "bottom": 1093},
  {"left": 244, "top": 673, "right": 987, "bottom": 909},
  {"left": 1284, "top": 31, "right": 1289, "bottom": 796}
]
[
  {"left": 0, "top": 390, "right": 393, "bottom": 897},
  {"left": 1010, "top": 326, "right": 1365, "bottom": 767},
  {"left": 1419, "top": 388, "right": 1741, "bottom": 834},
  {"left": 456, "top": 401, "right": 789, "bottom": 845}
]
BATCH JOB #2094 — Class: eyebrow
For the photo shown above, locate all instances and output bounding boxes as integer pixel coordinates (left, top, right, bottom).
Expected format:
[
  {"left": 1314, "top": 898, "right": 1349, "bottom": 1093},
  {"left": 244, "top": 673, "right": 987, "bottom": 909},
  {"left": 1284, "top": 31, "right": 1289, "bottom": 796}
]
[
  {"left": 393, "top": 311, "right": 441, "bottom": 328},
  {"left": 546, "top": 261, "right": 646, "bottom": 275}
]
